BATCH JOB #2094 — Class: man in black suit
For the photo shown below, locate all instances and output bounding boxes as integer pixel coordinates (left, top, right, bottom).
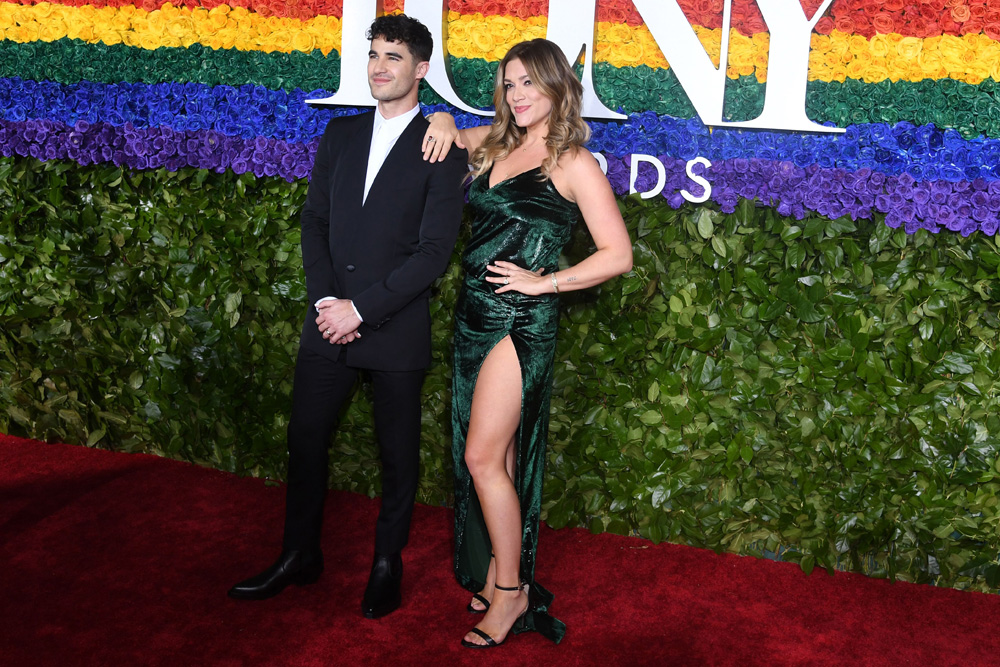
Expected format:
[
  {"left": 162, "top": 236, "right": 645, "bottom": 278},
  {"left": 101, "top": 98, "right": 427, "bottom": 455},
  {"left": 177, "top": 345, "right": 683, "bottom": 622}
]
[{"left": 228, "top": 15, "right": 467, "bottom": 619}]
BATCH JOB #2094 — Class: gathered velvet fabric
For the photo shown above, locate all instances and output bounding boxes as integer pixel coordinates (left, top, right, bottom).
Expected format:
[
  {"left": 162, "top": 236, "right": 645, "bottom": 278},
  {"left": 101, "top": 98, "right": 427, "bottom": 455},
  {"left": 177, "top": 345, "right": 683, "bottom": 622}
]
[{"left": 451, "top": 166, "right": 579, "bottom": 644}]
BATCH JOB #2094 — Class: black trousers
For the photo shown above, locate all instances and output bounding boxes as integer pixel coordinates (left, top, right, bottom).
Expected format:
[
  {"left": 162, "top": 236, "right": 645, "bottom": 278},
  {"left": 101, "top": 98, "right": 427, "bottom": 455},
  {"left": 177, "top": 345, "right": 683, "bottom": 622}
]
[{"left": 281, "top": 346, "right": 425, "bottom": 556}]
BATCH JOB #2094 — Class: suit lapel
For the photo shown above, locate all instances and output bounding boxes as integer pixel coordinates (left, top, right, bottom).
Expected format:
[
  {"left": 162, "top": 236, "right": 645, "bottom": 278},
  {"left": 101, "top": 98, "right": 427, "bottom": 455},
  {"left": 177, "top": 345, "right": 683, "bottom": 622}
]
[
  {"left": 363, "top": 114, "right": 425, "bottom": 209},
  {"left": 331, "top": 113, "right": 374, "bottom": 249},
  {"left": 344, "top": 113, "right": 374, "bottom": 207}
]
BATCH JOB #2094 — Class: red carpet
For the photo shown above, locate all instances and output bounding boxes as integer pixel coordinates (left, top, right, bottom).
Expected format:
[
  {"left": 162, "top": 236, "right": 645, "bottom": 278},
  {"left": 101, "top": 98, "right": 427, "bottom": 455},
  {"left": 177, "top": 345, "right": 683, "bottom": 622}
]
[{"left": 2, "top": 433, "right": 999, "bottom": 666}]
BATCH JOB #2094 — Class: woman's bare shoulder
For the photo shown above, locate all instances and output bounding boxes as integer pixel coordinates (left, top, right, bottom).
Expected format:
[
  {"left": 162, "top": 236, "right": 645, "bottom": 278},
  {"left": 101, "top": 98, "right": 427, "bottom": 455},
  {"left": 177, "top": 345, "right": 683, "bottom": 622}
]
[{"left": 555, "top": 147, "right": 605, "bottom": 181}]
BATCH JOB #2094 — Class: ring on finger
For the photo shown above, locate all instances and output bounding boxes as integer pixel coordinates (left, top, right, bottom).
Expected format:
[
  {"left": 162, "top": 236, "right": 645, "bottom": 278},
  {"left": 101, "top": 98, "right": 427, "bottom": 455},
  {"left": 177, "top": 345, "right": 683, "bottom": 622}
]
[
  {"left": 504, "top": 277, "right": 509, "bottom": 285},
  {"left": 428, "top": 136, "right": 436, "bottom": 143}
]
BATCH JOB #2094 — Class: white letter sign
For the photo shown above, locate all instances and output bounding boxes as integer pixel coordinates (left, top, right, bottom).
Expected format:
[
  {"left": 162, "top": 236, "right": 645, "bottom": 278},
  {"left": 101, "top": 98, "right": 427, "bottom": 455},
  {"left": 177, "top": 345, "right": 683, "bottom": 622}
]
[
  {"left": 309, "top": 0, "right": 843, "bottom": 135},
  {"left": 630, "top": 154, "right": 666, "bottom": 200},
  {"left": 681, "top": 157, "right": 713, "bottom": 203}
]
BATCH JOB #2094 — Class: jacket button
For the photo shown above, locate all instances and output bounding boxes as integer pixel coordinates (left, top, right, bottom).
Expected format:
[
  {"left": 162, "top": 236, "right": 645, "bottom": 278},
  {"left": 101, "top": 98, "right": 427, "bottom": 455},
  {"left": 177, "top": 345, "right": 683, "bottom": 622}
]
[{"left": 346, "top": 264, "right": 356, "bottom": 272}]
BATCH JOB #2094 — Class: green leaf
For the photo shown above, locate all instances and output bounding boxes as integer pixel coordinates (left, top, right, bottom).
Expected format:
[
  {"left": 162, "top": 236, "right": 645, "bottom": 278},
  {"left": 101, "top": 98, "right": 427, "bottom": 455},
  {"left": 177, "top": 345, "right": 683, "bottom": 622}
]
[
  {"left": 639, "top": 410, "right": 662, "bottom": 425},
  {"left": 696, "top": 210, "right": 714, "bottom": 239},
  {"left": 711, "top": 236, "right": 728, "bottom": 258},
  {"left": 718, "top": 270, "right": 733, "bottom": 293},
  {"left": 780, "top": 226, "right": 802, "bottom": 242},
  {"left": 786, "top": 243, "right": 805, "bottom": 267},
  {"left": 129, "top": 371, "right": 144, "bottom": 389},
  {"left": 919, "top": 320, "right": 934, "bottom": 340},
  {"left": 224, "top": 292, "right": 242, "bottom": 314},
  {"left": 743, "top": 274, "right": 769, "bottom": 298}
]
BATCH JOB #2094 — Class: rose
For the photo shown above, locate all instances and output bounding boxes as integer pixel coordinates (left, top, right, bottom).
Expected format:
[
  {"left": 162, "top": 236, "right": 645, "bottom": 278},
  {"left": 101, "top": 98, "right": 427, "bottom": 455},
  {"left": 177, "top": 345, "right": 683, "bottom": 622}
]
[
  {"left": 834, "top": 16, "right": 856, "bottom": 33},
  {"left": 984, "top": 21, "right": 1000, "bottom": 39},
  {"left": 952, "top": 5, "right": 971, "bottom": 22},
  {"left": 894, "top": 36, "right": 923, "bottom": 60},
  {"left": 872, "top": 13, "right": 895, "bottom": 33},
  {"left": 919, "top": 4, "right": 940, "bottom": 22},
  {"left": 815, "top": 16, "right": 834, "bottom": 34},
  {"left": 898, "top": 202, "right": 917, "bottom": 222},
  {"left": 961, "top": 19, "right": 985, "bottom": 34},
  {"left": 743, "top": 13, "right": 767, "bottom": 33}
]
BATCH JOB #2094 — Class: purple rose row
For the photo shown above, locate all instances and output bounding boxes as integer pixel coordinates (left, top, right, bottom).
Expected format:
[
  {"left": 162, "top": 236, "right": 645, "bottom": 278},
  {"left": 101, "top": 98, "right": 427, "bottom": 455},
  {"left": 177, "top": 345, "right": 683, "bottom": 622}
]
[
  {"left": 3, "top": 118, "right": 997, "bottom": 236},
  {"left": 605, "top": 155, "right": 999, "bottom": 236},
  {"left": 0, "top": 118, "right": 318, "bottom": 181}
]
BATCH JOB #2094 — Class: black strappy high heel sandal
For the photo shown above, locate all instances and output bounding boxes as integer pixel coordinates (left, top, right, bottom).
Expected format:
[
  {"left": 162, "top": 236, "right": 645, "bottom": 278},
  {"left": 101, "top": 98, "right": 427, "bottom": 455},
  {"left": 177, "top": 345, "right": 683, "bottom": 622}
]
[
  {"left": 460, "top": 583, "right": 528, "bottom": 649},
  {"left": 466, "top": 553, "right": 495, "bottom": 613}
]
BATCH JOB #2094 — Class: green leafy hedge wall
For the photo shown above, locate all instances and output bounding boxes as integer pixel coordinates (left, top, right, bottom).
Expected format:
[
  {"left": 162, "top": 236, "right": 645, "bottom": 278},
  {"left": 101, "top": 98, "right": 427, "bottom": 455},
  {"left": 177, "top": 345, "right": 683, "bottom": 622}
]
[{"left": 2, "top": 155, "right": 999, "bottom": 591}]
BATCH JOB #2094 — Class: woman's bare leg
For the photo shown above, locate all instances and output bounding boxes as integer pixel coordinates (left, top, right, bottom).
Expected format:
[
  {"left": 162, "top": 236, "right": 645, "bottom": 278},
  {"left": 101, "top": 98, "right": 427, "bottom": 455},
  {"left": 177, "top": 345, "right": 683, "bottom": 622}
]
[
  {"left": 468, "top": 431, "right": 517, "bottom": 612},
  {"left": 462, "top": 336, "right": 529, "bottom": 645}
]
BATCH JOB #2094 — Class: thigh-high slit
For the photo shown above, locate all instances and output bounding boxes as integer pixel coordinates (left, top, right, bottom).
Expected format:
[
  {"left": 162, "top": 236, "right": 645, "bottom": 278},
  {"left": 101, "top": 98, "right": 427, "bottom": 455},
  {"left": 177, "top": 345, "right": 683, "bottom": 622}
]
[{"left": 452, "top": 276, "right": 566, "bottom": 643}]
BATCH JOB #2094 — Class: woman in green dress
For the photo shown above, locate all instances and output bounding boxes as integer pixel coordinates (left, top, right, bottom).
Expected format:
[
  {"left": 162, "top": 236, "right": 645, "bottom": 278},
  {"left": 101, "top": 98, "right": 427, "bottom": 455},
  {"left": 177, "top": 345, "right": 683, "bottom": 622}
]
[{"left": 427, "top": 39, "right": 632, "bottom": 648}]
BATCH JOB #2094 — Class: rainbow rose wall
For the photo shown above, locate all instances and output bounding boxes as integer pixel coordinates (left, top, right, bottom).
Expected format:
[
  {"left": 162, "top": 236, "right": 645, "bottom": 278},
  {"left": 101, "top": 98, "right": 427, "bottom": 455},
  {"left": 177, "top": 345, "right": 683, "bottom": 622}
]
[{"left": 2, "top": 0, "right": 1000, "bottom": 592}]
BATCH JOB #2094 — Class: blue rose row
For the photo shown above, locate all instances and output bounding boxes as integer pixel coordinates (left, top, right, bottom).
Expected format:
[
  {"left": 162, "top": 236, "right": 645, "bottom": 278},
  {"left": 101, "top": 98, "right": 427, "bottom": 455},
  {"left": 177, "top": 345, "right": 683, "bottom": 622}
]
[
  {"left": 589, "top": 113, "right": 1000, "bottom": 183},
  {"left": 3, "top": 117, "right": 997, "bottom": 237},
  {"left": 0, "top": 78, "right": 345, "bottom": 145},
  {"left": 4, "top": 77, "right": 1000, "bottom": 184},
  {"left": 0, "top": 117, "right": 317, "bottom": 182}
]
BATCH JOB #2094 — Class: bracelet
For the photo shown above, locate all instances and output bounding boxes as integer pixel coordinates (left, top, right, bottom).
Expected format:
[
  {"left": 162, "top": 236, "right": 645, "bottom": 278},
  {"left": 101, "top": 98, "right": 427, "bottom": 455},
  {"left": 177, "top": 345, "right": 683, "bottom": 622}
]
[{"left": 551, "top": 274, "right": 559, "bottom": 293}]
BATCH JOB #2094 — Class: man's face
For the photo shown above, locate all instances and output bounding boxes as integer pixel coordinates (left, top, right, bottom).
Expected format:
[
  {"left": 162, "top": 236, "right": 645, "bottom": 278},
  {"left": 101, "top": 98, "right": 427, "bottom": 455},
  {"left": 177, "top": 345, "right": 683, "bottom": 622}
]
[{"left": 367, "top": 37, "right": 428, "bottom": 102}]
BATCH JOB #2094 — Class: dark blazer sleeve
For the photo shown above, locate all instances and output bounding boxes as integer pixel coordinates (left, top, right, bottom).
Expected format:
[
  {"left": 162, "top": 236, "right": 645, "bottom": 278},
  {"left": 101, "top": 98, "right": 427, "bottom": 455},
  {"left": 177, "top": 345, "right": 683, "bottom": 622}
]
[
  {"left": 299, "top": 118, "right": 344, "bottom": 309},
  {"left": 351, "top": 146, "right": 468, "bottom": 326}
]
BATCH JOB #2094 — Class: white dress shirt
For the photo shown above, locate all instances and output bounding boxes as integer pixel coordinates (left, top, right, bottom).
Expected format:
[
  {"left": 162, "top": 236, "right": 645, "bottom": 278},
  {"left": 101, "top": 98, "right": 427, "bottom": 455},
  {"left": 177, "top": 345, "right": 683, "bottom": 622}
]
[
  {"left": 316, "top": 104, "right": 421, "bottom": 322},
  {"left": 363, "top": 104, "right": 420, "bottom": 204}
]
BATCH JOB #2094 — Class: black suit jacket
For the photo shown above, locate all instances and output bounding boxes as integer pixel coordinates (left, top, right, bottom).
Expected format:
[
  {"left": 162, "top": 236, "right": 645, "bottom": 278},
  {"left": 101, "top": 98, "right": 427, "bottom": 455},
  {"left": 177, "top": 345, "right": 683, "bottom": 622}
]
[{"left": 298, "top": 111, "right": 468, "bottom": 371}]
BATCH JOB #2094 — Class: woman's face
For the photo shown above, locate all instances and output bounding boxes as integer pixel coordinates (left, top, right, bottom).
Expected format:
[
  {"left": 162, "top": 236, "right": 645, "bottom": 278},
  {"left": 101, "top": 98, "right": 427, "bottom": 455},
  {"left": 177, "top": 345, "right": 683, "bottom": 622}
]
[{"left": 503, "top": 58, "right": 553, "bottom": 131}]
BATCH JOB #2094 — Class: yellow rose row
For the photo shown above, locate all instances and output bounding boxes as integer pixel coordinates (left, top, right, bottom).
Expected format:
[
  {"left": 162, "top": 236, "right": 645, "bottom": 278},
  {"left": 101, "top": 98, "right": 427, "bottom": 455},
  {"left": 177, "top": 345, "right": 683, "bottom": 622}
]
[
  {"left": 2, "top": 2, "right": 999, "bottom": 86},
  {"left": 808, "top": 32, "right": 1000, "bottom": 86},
  {"left": 0, "top": 2, "right": 344, "bottom": 54}
]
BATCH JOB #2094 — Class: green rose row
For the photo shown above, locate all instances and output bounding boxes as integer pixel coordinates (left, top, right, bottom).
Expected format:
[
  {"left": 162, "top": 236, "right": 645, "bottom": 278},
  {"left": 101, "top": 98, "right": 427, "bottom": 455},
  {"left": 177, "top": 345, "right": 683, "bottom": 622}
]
[{"left": 3, "top": 38, "right": 998, "bottom": 138}]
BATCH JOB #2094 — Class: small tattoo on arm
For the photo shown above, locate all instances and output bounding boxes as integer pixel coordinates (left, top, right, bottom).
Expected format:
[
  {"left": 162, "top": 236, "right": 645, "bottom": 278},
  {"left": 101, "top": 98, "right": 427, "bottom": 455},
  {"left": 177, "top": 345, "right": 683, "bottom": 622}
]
[{"left": 566, "top": 276, "right": 578, "bottom": 283}]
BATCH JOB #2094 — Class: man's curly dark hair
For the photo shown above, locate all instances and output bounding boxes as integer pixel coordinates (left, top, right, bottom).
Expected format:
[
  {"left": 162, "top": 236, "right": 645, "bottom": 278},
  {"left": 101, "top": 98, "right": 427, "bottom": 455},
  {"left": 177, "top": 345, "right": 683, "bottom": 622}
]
[{"left": 367, "top": 15, "right": 433, "bottom": 63}]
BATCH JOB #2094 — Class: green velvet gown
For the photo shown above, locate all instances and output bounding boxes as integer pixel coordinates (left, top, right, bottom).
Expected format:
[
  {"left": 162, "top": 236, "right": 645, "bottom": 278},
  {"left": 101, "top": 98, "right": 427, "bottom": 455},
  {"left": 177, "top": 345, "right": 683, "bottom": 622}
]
[{"left": 451, "top": 165, "right": 579, "bottom": 644}]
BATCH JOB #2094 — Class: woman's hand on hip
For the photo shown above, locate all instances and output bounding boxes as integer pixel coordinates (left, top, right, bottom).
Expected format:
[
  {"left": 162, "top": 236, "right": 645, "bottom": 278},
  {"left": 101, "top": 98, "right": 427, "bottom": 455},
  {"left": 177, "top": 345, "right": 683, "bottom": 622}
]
[{"left": 486, "top": 261, "right": 549, "bottom": 295}]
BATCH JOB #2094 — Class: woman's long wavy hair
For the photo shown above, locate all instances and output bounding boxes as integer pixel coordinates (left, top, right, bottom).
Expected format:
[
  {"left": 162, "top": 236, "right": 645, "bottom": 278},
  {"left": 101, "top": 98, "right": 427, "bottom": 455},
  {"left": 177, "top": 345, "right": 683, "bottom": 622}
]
[{"left": 469, "top": 39, "right": 590, "bottom": 181}]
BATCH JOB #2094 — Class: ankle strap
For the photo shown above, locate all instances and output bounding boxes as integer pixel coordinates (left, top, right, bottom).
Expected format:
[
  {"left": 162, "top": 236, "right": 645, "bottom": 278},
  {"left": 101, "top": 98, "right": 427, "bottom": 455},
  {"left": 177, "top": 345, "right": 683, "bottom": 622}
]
[{"left": 494, "top": 583, "right": 521, "bottom": 592}]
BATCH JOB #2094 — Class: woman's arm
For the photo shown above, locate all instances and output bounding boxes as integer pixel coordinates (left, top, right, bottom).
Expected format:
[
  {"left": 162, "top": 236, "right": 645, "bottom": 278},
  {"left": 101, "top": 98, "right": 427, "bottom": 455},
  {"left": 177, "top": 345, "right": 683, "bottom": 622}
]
[
  {"left": 422, "top": 113, "right": 491, "bottom": 161},
  {"left": 489, "top": 150, "right": 633, "bottom": 295}
]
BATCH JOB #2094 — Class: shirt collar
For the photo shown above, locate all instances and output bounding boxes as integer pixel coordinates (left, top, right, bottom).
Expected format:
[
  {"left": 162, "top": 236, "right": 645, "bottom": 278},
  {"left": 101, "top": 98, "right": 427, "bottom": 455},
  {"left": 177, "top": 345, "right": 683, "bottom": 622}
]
[{"left": 373, "top": 104, "right": 420, "bottom": 139}]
